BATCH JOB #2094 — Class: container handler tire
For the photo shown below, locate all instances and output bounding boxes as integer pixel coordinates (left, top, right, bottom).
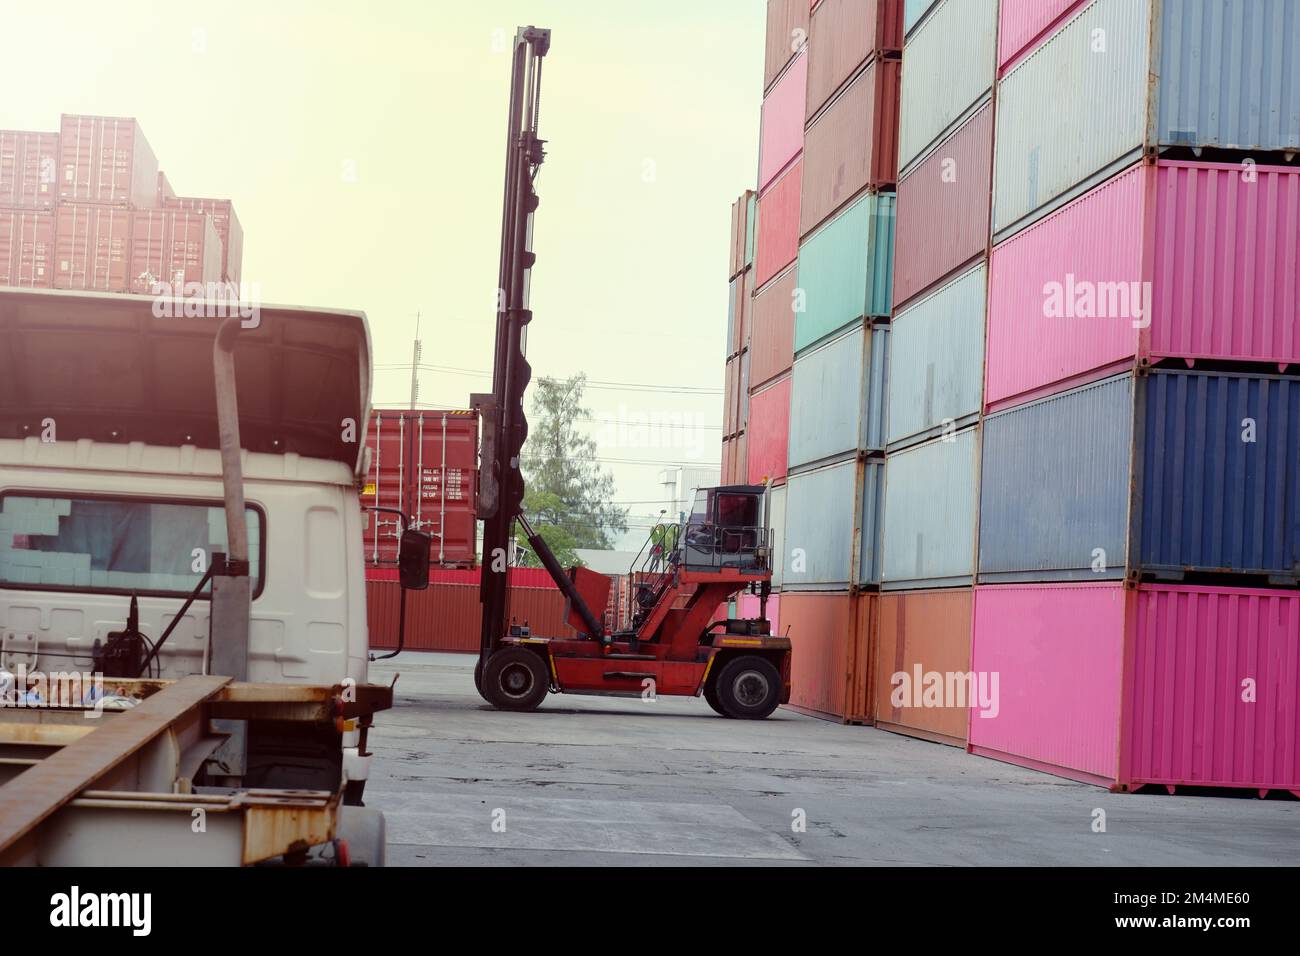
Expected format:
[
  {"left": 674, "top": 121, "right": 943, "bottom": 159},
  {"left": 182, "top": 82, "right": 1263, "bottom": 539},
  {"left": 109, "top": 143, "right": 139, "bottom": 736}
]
[
  {"left": 715, "top": 655, "right": 782, "bottom": 720},
  {"left": 473, "top": 654, "right": 485, "bottom": 696},
  {"left": 702, "top": 678, "right": 731, "bottom": 717},
  {"left": 482, "top": 647, "right": 549, "bottom": 711}
]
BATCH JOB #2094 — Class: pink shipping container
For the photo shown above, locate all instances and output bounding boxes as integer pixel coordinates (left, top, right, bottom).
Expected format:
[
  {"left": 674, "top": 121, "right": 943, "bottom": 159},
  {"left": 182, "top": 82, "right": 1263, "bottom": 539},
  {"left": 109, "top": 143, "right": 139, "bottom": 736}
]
[
  {"left": 754, "top": 160, "right": 803, "bottom": 289},
  {"left": 758, "top": 51, "right": 807, "bottom": 192},
  {"left": 986, "top": 159, "right": 1300, "bottom": 411},
  {"left": 0, "top": 210, "right": 55, "bottom": 288},
  {"left": 970, "top": 583, "right": 1300, "bottom": 794},
  {"left": 737, "top": 593, "right": 781, "bottom": 635},
  {"left": 58, "top": 115, "right": 159, "bottom": 209},
  {"left": 749, "top": 266, "right": 797, "bottom": 388},
  {"left": 996, "top": 0, "right": 1086, "bottom": 75},
  {"left": 799, "top": 55, "right": 900, "bottom": 238},
  {"left": 128, "top": 209, "right": 222, "bottom": 294},
  {"left": 164, "top": 195, "right": 244, "bottom": 287},
  {"left": 764, "top": 0, "right": 811, "bottom": 93},
  {"left": 892, "top": 101, "right": 992, "bottom": 309},
  {"left": 53, "top": 204, "right": 131, "bottom": 292},
  {"left": 746, "top": 373, "right": 791, "bottom": 485},
  {"left": 0, "top": 131, "right": 59, "bottom": 208}
]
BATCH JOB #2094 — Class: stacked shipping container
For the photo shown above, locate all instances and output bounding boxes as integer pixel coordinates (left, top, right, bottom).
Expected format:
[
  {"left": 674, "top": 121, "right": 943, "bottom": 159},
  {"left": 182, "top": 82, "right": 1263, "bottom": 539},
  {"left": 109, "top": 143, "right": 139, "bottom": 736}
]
[
  {"left": 0, "top": 114, "right": 244, "bottom": 295},
  {"left": 969, "top": 0, "right": 1300, "bottom": 794}
]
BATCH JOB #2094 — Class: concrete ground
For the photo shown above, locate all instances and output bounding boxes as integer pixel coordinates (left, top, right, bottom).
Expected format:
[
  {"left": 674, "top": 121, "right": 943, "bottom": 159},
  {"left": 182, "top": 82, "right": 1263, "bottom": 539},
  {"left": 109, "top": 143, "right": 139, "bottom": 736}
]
[{"left": 367, "top": 652, "right": 1297, "bottom": 866}]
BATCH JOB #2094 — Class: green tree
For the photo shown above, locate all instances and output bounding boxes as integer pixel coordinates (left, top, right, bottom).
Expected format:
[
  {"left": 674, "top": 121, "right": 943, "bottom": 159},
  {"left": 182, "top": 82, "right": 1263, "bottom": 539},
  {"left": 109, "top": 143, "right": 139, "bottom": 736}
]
[{"left": 514, "top": 374, "right": 628, "bottom": 568}]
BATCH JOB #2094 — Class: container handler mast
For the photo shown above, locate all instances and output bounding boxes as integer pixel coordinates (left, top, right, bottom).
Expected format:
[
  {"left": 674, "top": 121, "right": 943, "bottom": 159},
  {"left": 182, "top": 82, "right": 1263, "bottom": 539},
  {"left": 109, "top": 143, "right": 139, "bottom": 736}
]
[{"left": 471, "top": 27, "right": 792, "bottom": 718}]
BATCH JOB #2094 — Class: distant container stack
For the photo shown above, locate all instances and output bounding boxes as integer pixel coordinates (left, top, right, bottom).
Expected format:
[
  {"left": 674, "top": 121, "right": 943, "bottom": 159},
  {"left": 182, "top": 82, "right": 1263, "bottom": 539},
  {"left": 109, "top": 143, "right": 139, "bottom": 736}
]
[
  {"left": 0, "top": 114, "right": 244, "bottom": 295},
  {"left": 970, "top": 0, "right": 1300, "bottom": 795}
]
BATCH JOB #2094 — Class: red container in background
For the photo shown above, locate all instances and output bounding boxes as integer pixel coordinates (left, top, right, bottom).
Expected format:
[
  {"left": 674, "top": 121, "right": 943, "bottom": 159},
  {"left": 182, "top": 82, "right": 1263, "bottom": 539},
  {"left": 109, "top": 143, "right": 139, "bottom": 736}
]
[
  {"left": 367, "top": 579, "right": 573, "bottom": 652},
  {"left": 764, "top": 0, "right": 811, "bottom": 92},
  {"left": 749, "top": 266, "right": 797, "bottom": 387},
  {"left": 0, "top": 131, "right": 59, "bottom": 208},
  {"left": 58, "top": 115, "right": 158, "bottom": 208},
  {"left": 805, "top": 0, "right": 903, "bottom": 121},
  {"left": 363, "top": 408, "right": 478, "bottom": 570},
  {"left": 747, "top": 374, "right": 791, "bottom": 484},
  {"left": 799, "top": 55, "right": 900, "bottom": 237},
  {"left": 163, "top": 195, "right": 243, "bottom": 286},
  {"left": 782, "top": 590, "right": 875, "bottom": 723},
  {"left": 156, "top": 170, "right": 176, "bottom": 205},
  {"left": 732, "top": 431, "right": 749, "bottom": 486},
  {"left": 754, "top": 159, "right": 803, "bottom": 289},
  {"left": 758, "top": 51, "right": 807, "bottom": 192},
  {"left": 53, "top": 203, "right": 131, "bottom": 292},
  {"left": 729, "top": 269, "right": 754, "bottom": 356},
  {"left": 893, "top": 101, "right": 992, "bottom": 309},
  {"left": 128, "top": 209, "right": 222, "bottom": 294},
  {"left": 0, "top": 209, "right": 55, "bottom": 288}
]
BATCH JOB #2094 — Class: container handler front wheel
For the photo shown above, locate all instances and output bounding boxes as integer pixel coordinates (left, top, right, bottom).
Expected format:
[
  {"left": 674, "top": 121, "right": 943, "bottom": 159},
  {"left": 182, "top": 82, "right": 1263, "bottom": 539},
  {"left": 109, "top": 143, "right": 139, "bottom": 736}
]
[
  {"left": 481, "top": 647, "right": 549, "bottom": 711},
  {"left": 710, "top": 654, "right": 782, "bottom": 720}
]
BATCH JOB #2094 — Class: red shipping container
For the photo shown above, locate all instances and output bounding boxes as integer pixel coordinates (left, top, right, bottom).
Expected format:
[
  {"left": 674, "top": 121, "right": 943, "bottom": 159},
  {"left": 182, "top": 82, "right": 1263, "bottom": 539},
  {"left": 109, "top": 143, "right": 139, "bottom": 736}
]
[
  {"left": 729, "top": 268, "right": 754, "bottom": 356},
  {"left": 0, "top": 209, "right": 55, "bottom": 288},
  {"left": 156, "top": 170, "right": 176, "bottom": 206},
  {"left": 53, "top": 204, "right": 131, "bottom": 292},
  {"left": 128, "top": 209, "right": 222, "bottom": 294},
  {"left": 363, "top": 408, "right": 478, "bottom": 568},
  {"left": 746, "top": 374, "right": 791, "bottom": 485},
  {"left": 800, "top": 55, "right": 900, "bottom": 237},
  {"left": 764, "top": 0, "right": 811, "bottom": 93},
  {"left": 806, "top": 0, "right": 904, "bottom": 121},
  {"left": 754, "top": 159, "right": 803, "bottom": 289},
  {"left": 367, "top": 579, "right": 574, "bottom": 652},
  {"left": 0, "top": 131, "right": 59, "bottom": 208},
  {"left": 164, "top": 195, "right": 243, "bottom": 286},
  {"left": 783, "top": 590, "right": 875, "bottom": 723},
  {"left": 749, "top": 266, "right": 797, "bottom": 388},
  {"left": 58, "top": 115, "right": 158, "bottom": 208},
  {"left": 893, "top": 101, "right": 992, "bottom": 309},
  {"left": 758, "top": 50, "right": 807, "bottom": 192}
]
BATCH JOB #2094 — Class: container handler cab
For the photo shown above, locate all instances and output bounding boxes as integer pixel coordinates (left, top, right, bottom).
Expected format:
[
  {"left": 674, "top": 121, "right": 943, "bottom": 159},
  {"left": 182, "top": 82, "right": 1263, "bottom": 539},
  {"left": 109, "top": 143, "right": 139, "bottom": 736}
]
[
  {"left": 471, "top": 27, "right": 792, "bottom": 718},
  {"left": 0, "top": 286, "right": 426, "bottom": 865}
]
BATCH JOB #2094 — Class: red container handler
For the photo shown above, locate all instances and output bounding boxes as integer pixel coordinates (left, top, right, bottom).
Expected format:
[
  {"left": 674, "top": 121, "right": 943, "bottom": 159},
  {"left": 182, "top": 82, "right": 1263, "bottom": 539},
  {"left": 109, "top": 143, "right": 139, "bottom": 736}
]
[
  {"left": 128, "top": 209, "right": 223, "bottom": 294},
  {"left": 0, "top": 209, "right": 56, "bottom": 288},
  {"left": 58, "top": 115, "right": 159, "bottom": 209},
  {"left": 163, "top": 195, "right": 243, "bottom": 286},
  {"left": 53, "top": 204, "right": 131, "bottom": 292},
  {"left": 0, "top": 131, "right": 59, "bottom": 209},
  {"left": 363, "top": 408, "right": 478, "bottom": 569}
]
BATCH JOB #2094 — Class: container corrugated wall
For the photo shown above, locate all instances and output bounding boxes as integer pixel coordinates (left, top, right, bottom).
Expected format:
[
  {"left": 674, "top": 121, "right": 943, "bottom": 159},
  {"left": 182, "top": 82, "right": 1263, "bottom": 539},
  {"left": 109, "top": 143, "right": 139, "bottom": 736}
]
[
  {"left": 793, "top": 192, "right": 894, "bottom": 351},
  {"left": 769, "top": 482, "right": 788, "bottom": 587},
  {"left": 747, "top": 374, "right": 791, "bottom": 485},
  {"left": 882, "top": 428, "right": 978, "bottom": 588},
  {"left": 858, "top": 457, "right": 885, "bottom": 587},
  {"left": 1123, "top": 585, "right": 1300, "bottom": 792},
  {"left": 887, "top": 263, "right": 985, "bottom": 449},
  {"left": 0, "top": 130, "right": 58, "bottom": 208},
  {"left": 979, "top": 375, "right": 1133, "bottom": 583},
  {"left": 897, "top": 0, "right": 997, "bottom": 174},
  {"left": 759, "top": 51, "right": 808, "bottom": 192},
  {"left": 755, "top": 159, "right": 803, "bottom": 288},
  {"left": 1139, "top": 370, "right": 1300, "bottom": 581},
  {"left": 805, "top": 0, "right": 903, "bottom": 121},
  {"left": 788, "top": 322, "right": 888, "bottom": 469},
  {"left": 783, "top": 591, "right": 876, "bottom": 722},
  {"left": 784, "top": 458, "right": 883, "bottom": 589},
  {"left": 1157, "top": 0, "right": 1300, "bottom": 153},
  {"left": 799, "top": 56, "right": 900, "bottom": 236},
  {"left": 0, "top": 210, "right": 55, "bottom": 288},
  {"left": 749, "top": 266, "right": 796, "bottom": 387},
  {"left": 764, "top": 0, "right": 811, "bottom": 92},
  {"left": 875, "top": 588, "right": 973, "bottom": 745},
  {"left": 368, "top": 580, "right": 574, "bottom": 652},
  {"left": 969, "top": 583, "right": 1129, "bottom": 785},
  {"left": 996, "top": 0, "right": 1085, "bottom": 74},
  {"left": 992, "top": 0, "right": 1150, "bottom": 239},
  {"left": 903, "top": 0, "right": 935, "bottom": 37},
  {"left": 893, "top": 102, "right": 992, "bottom": 309}
]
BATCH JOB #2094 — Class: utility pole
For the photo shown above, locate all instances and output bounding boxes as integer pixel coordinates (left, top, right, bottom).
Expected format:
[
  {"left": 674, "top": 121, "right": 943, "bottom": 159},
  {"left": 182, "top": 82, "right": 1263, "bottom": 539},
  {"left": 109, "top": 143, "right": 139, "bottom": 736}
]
[{"left": 409, "top": 312, "right": 422, "bottom": 408}]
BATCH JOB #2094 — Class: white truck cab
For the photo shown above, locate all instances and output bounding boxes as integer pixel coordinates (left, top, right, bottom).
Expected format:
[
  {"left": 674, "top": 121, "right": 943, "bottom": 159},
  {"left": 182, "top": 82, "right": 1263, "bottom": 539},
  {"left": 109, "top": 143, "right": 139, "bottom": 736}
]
[{"left": 0, "top": 287, "right": 401, "bottom": 806}]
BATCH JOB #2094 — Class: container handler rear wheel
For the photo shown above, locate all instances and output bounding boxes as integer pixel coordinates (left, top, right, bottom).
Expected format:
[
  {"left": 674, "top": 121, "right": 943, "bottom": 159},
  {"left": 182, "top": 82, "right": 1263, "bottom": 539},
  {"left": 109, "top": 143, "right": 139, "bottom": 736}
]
[
  {"left": 715, "top": 655, "right": 782, "bottom": 720},
  {"left": 481, "top": 647, "right": 549, "bottom": 711}
]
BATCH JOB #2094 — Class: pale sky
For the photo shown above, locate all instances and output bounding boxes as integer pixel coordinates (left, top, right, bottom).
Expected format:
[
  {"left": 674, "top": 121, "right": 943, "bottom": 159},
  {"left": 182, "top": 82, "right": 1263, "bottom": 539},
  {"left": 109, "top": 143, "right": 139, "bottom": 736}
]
[{"left": 1, "top": 0, "right": 765, "bottom": 547}]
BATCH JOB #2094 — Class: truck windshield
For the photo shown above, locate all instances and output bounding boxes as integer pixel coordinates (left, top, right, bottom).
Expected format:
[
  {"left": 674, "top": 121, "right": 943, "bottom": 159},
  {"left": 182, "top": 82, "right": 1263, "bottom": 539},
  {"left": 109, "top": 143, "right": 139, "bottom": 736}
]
[{"left": 0, "top": 494, "right": 262, "bottom": 598}]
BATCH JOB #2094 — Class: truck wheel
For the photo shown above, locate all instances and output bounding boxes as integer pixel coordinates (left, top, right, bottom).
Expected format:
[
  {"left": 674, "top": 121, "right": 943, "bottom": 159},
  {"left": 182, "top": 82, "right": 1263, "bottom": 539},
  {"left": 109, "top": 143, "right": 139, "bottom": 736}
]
[
  {"left": 482, "top": 648, "right": 549, "bottom": 711},
  {"left": 702, "top": 678, "right": 730, "bottom": 717},
  {"left": 473, "top": 655, "right": 485, "bottom": 696},
  {"left": 715, "top": 655, "right": 782, "bottom": 720}
]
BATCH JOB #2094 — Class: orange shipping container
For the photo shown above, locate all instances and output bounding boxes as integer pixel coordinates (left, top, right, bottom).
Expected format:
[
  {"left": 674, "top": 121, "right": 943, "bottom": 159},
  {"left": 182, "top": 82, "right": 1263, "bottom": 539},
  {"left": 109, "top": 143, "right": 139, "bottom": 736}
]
[
  {"left": 782, "top": 591, "right": 875, "bottom": 723},
  {"left": 749, "top": 266, "right": 797, "bottom": 388},
  {"left": 0, "top": 209, "right": 55, "bottom": 288},
  {"left": 875, "top": 589, "right": 973, "bottom": 746}
]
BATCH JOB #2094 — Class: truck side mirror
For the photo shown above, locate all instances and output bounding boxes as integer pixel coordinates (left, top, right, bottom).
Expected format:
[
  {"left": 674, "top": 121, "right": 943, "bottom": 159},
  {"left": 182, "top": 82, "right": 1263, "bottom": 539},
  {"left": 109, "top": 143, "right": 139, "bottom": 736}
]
[{"left": 398, "top": 530, "right": 432, "bottom": 590}]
